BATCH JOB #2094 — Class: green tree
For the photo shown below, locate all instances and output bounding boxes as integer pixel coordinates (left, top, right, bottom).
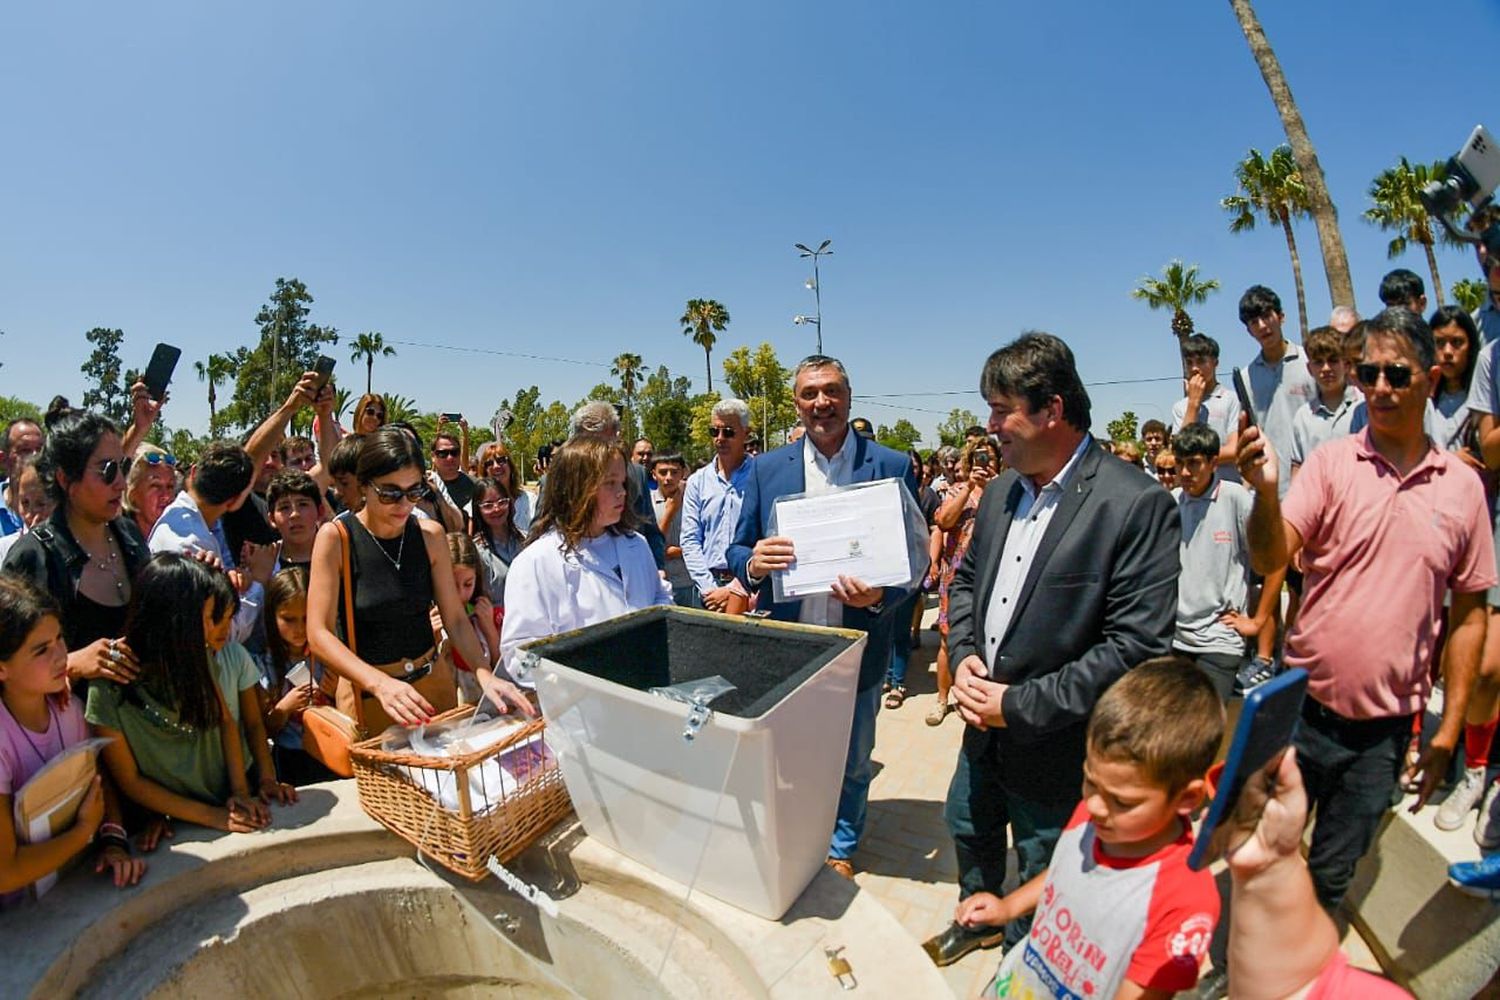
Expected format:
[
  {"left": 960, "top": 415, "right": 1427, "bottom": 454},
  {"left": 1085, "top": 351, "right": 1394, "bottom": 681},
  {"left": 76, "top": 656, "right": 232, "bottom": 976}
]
[
  {"left": 193, "top": 352, "right": 234, "bottom": 435},
  {"left": 384, "top": 393, "right": 420, "bottom": 425},
  {"left": 1107, "top": 411, "right": 1139, "bottom": 442},
  {"left": 1229, "top": 0, "right": 1355, "bottom": 308},
  {"left": 635, "top": 365, "right": 695, "bottom": 455},
  {"left": 687, "top": 391, "right": 723, "bottom": 463},
  {"left": 0, "top": 396, "right": 42, "bottom": 427},
  {"left": 80, "top": 327, "right": 130, "bottom": 424},
  {"left": 722, "top": 342, "right": 795, "bottom": 442},
  {"left": 680, "top": 299, "right": 730, "bottom": 391},
  {"left": 1131, "top": 261, "right": 1221, "bottom": 343},
  {"left": 610, "top": 352, "right": 645, "bottom": 441},
  {"left": 1364, "top": 157, "right": 1457, "bottom": 305},
  {"left": 1223, "top": 145, "right": 1314, "bottom": 336},
  {"left": 936, "top": 408, "right": 982, "bottom": 448},
  {"left": 222, "top": 278, "right": 339, "bottom": 431},
  {"left": 497, "top": 386, "right": 571, "bottom": 481},
  {"left": 1452, "top": 278, "right": 1488, "bottom": 313},
  {"left": 333, "top": 386, "right": 354, "bottom": 421},
  {"left": 350, "top": 331, "right": 396, "bottom": 394},
  {"left": 876, "top": 419, "right": 922, "bottom": 453},
  {"left": 164, "top": 428, "right": 212, "bottom": 467}
]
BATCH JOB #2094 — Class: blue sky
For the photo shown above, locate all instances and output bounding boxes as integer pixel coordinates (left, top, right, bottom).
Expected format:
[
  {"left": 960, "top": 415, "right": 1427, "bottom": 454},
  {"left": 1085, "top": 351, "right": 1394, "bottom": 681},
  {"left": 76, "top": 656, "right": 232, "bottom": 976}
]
[{"left": 3, "top": 1, "right": 1497, "bottom": 443}]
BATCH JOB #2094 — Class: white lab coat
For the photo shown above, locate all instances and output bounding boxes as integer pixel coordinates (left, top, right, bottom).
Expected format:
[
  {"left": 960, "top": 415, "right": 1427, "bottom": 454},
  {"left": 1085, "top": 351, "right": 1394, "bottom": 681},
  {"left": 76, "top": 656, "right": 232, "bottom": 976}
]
[{"left": 501, "top": 528, "right": 672, "bottom": 684}]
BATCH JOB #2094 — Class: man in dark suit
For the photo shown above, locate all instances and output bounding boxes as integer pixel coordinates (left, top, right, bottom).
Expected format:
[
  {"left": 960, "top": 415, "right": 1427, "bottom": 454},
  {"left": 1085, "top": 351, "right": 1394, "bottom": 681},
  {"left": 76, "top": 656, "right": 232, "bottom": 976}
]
[
  {"left": 728, "top": 355, "right": 920, "bottom": 878},
  {"left": 923, "top": 333, "right": 1180, "bottom": 966}
]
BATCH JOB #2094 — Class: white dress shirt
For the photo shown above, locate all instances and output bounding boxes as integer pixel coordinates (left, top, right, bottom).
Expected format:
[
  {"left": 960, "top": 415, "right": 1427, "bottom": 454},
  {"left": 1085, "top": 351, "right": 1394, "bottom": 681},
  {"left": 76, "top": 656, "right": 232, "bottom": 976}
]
[
  {"left": 982, "top": 437, "right": 1090, "bottom": 669},
  {"left": 798, "top": 429, "right": 859, "bottom": 628},
  {"left": 500, "top": 527, "right": 672, "bottom": 684},
  {"left": 148, "top": 490, "right": 264, "bottom": 644}
]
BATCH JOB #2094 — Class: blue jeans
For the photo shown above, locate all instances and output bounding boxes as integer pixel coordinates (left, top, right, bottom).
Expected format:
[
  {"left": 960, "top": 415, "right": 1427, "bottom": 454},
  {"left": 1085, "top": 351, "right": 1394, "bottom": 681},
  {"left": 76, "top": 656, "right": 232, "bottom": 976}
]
[
  {"left": 829, "top": 683, "right": 882, "bottom": 860},
  {"left": 944, "top": 730, "right": 1075, "bottom": 947}
]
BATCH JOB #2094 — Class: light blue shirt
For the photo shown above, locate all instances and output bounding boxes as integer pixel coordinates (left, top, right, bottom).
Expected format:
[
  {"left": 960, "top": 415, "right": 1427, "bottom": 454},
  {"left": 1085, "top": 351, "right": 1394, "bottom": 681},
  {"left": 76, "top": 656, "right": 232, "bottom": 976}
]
[
  {"left": 0, "top": 480, "right": 21, "bottom": 537},
  {"left": 680, "top": 453, "right": 755, "bottom": 596},
  {"left": 148, "top": 490, "right": 264, "bottom": 644}
]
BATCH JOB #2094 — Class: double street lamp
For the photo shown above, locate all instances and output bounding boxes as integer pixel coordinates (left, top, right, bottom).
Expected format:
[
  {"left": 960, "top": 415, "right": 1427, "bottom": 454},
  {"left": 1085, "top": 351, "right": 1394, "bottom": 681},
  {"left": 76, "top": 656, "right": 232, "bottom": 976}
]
[{"left": 793, "top": 239, "right": 832, "bottom": 354}]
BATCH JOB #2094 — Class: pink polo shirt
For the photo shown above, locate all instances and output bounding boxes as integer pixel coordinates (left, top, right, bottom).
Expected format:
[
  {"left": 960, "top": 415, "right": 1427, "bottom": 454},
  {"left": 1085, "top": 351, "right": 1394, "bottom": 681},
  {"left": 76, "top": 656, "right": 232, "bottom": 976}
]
[{"left": 1282, "top": 430, "right": 1496, "bottom": 719}]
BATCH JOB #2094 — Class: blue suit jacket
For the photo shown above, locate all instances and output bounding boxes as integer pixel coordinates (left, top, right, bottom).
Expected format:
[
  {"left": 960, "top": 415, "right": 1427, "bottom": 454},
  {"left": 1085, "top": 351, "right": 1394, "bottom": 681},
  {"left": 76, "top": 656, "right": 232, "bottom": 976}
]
[{"left": 727, "top": 431, "right": 921, "bottom": 690}]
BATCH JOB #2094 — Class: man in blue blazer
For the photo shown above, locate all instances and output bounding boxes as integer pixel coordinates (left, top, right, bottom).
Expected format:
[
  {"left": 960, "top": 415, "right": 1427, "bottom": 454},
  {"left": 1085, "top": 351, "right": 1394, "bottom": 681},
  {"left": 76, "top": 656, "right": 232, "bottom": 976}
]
[{"left": 728, "top": 355, "right": 920, "bottom": 877}]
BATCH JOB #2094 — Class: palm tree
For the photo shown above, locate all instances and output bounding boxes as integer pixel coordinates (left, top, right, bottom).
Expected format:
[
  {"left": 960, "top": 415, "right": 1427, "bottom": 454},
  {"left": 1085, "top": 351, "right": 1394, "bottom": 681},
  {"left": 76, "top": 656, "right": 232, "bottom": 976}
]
[
  {"left": 1453, "top": 278, "right": 1488, "bottom": 313},
  {"left": 1131, "top": 261, "right": 1221, "bottom": 343},
  {"left": 611, "top": 352, "right": 644, "bottom": 436},
  {"left": 193, "top": 352, "right": 233, "bottom": 432},
  {"left": 349, "top": 331, "right": 396, "bottom": 394},
  {"left": 680, "top": 299, "right": 730, "bottom": 391},
  {"left": 1223, "top": 145, "right": 1314, "bottom": 337},
  {"left": 384, "top": 393, "right": 420, "bottom": 425},
  {"left": 333, "top": 386, "right": 353, "bottom": 422},
  {"left": 1229, "top": 0, "right": 1354, "bottom": 308},
  {"left": 1364, "top": 157, "right": 1457, "bottom": 305}
]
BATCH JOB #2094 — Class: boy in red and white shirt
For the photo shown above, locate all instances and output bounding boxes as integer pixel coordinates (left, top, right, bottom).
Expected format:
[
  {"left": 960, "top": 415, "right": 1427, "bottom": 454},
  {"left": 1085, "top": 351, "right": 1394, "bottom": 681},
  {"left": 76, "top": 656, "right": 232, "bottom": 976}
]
[{"left": 958, "top": 658, "right": 1224, "bottom": 999}]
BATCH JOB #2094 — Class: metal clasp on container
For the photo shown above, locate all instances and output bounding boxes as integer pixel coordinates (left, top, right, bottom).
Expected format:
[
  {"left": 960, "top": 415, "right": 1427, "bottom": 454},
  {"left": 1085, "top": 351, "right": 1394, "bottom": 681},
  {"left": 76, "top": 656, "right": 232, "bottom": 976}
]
[{"left": 683, "top": 700, "right": 712, "bottom": 742}]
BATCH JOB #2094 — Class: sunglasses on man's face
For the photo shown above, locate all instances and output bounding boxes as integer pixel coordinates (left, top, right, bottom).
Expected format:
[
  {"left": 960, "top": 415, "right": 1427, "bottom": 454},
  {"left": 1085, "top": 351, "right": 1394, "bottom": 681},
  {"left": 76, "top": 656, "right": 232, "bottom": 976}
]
[
  {"left": 433, "top": 448, "right": 460, "bottom": 459},
  {"left": 1355, "top": 363, "right": 1414, "bottom": 390},
  {"left": 370, "top": 482, "right": 427, "bottom": 505},
  {"left": 708, "top": 426, "right": 736, "bottom": 439}
]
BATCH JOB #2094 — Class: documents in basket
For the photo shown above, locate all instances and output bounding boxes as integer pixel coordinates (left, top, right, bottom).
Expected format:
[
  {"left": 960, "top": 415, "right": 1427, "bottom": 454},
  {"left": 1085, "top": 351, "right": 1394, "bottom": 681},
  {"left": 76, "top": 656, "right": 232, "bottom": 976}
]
[{"left": 400, "top": 716, "right": 555, "bottom": 815}]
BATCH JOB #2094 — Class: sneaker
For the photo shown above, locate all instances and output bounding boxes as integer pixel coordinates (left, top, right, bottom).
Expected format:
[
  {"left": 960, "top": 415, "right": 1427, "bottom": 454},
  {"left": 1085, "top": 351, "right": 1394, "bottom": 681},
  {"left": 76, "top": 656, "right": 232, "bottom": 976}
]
[
  {"left": 1437, "top": 766, "right": 1489, "bottom": 831},
  {"left": 1448, "top": 853, "right": 1500, "bottom": 899},
  {"left": 1235, "top": 656, "right": 1277, "bottom": 694},
  {"left": 1476, "top": 781, "right": 1500, "bottom": 850},
  {"left": 925, "top": 698, "right": 952, "bottom": 727}
]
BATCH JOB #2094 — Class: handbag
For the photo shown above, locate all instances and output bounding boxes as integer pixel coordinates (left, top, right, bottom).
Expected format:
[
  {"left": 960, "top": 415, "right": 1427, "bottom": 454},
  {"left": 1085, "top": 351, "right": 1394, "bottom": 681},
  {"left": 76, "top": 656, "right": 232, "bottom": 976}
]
[{"left": 301, "top": 517, "right": 365, "bottom": 777}]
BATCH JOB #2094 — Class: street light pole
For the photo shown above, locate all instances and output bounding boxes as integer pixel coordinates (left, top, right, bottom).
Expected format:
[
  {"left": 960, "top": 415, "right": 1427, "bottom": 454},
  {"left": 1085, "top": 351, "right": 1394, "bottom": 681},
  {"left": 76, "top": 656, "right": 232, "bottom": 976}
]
[{"left": 793, "top": 239, "right": 832, "bottom": 354}]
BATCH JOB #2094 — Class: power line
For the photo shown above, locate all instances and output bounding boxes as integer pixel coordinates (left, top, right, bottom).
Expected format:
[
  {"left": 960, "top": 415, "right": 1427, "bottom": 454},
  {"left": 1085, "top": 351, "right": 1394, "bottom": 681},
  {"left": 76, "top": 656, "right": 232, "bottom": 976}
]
[{"left": 386, "top": 339, "right": 613, "bottom": 369}]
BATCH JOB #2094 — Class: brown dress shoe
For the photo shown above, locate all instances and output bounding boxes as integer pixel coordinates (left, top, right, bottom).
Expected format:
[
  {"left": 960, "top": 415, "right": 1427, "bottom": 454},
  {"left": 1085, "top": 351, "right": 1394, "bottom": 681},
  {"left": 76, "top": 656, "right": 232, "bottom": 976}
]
[{"left": 825, "top": 857, "right": 856, "bottom": 879}]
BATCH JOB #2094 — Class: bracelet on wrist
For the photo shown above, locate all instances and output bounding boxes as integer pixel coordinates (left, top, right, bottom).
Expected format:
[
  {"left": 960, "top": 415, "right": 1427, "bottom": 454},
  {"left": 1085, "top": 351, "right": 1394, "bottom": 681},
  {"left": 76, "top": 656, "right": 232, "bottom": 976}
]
[
  {"left": 98, "top": 821, "right": 128, "bottom": 839},
  {"left": 97, "top": 832, "right": 131, "bottom": 854}
]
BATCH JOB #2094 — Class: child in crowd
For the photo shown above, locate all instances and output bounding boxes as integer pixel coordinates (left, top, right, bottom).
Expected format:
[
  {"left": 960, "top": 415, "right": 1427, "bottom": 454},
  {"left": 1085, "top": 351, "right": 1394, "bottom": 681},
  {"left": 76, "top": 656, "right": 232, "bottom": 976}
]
[
  {"left": 1288, "top": 326, "right": 1359, "bottom": 476},
  {"left": 958, "top": 657, "right": 1224, "bottom": 998},
  {"left": 0, "top": 577, "right": 145, "bottom": 900},
  {"left": 204, "top": 570, "right": 295, "bottom": 805},
  {"left": 0, "top": 456, "right": 53, "bottom": 563},
  {"left": 267, "top": 470, "right": 324, "bottom": 572},
  {"left": 1168, "top": 424, "right": 1262, "bottom": 701},
  {"left": 1141, "top": 419, "right": 1168, "bottom": 470},
  {"left": 1152, "top": 449, "right": 1178, "bottom": 490},
  {"left": 650, "top": 453, "right": 695, "bottom": 607},
  {"left": 258, "top": 567, "right": 337, "bottom": 787},
  {"left": 435, "top": 532, "right": 500, "bottom": 704},
  {"left": 1171, "top": 334, "right": 1240, "bottom": 481},
  {"left": 325, "top": 433, "right": 366, "bottom": 514},
  {"left": 87, "top": 553, "right": 273, "bottom": 835}
]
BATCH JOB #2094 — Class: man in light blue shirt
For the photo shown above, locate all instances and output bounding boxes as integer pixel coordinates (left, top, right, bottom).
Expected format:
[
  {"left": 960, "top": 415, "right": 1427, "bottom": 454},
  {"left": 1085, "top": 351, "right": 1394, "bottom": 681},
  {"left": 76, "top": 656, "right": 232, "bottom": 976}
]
[{"left": 680, "top": 398, "right": 754, "bottom": 611}]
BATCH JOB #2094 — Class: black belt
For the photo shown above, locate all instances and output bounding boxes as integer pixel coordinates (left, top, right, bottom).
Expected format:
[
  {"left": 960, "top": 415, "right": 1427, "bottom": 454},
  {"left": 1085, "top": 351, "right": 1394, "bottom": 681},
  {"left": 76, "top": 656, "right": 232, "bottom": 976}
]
[{"left": 1301, "top": 696, "right": 1413, "bottom": 733}]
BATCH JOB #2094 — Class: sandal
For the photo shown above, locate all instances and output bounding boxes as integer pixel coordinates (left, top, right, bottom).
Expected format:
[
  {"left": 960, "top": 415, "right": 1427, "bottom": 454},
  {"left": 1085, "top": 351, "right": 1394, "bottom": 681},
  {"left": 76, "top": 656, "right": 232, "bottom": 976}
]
[
  {"left": 926, "top": 697, "right": 952, "bottom": 727},
  {"left": 884, "top": 685, "right": 907, "bottom": 709}
]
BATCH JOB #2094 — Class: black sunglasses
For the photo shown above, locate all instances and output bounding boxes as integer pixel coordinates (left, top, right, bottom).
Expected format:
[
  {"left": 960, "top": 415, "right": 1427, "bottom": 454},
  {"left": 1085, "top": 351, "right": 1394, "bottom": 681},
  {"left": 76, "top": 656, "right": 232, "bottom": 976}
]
[
  {"left": 90, "top": 459, "right": 123, "bottom": 485},
  {"left": 370, "top": 482, "right": 427, "bottom": 505},
  {"left": 1355, "top": 363, "right": 1413, "bottom": 390},
  {"left": 708, "top": 426, "right": 737, "bottom": 439},
  {"left": 484, "top": 455, "right": 511, "bottom": 466},
  {"left": 1155, "top": 466, "right": 1176, "bottom": 475},
  {"left": 433, "top": 448, "right": 460, "bottom": 459}
]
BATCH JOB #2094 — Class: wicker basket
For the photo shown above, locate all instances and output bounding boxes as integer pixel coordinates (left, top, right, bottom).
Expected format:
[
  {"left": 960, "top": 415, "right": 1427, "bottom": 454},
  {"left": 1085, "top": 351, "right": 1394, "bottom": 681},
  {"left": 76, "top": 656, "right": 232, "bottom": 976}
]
[{"left": 350, "top": 704, "right": 572, "bottom": 880}]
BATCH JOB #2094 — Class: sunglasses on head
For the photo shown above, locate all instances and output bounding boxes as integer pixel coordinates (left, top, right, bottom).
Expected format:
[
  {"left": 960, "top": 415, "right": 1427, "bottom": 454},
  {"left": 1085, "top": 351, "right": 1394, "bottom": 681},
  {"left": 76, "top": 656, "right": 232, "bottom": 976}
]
[
  {"left": 708, "top": 426, "right": 736, "bottom": 439},
  {"left": 1355, "top": 363, "right": 1413, "bottom": 390},
  {"left": 370, "top": 482, "right": 427, "bottom": 505},
  {"left": 433, "top": 448, "right": 460, "bottom": 459}
]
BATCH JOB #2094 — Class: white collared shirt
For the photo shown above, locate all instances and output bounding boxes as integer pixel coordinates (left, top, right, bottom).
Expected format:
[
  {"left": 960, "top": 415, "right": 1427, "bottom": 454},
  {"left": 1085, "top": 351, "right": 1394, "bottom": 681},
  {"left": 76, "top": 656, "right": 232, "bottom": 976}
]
[
  {"left": 149, "top": 490, "right": 264, "bottom": 643},
  {"left": 982, "top": 437, "right": 1090, "bottom": 668},
  {"left": 798, "top": 428, "right": 859, "bottom": 627}
]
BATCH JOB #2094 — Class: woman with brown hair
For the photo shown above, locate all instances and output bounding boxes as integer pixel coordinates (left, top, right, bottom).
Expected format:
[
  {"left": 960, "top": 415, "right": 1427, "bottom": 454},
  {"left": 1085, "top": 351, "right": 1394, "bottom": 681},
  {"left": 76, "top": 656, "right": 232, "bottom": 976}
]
[
  {"left": 350, "top": 394, "right": 387, "bottom": 436},
  {"left": 499, "top": 435, "right": 671, "bottom": 684},
  {"left": 468, "top": 475, "right": 524, "bottom": 608},
  {"left": 473, "top": 441, "right": 532, "bottom": 533},
  {"left": 305, "top": 427, "right": 532, "bottom": 731}
]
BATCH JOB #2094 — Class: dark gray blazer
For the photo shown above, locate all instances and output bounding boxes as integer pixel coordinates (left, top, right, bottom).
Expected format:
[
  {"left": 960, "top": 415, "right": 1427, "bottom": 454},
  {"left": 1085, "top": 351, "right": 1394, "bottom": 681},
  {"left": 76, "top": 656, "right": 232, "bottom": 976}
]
[{"left": 946, "top": 437, "right": 1180, "bottom": 802}]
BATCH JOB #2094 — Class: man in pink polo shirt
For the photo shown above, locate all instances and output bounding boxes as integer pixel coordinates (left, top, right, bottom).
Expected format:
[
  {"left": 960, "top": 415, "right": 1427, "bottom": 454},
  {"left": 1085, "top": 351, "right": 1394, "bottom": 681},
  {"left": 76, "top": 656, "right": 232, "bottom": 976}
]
[{"left": 1237, "top": 306, "right": 1495, "bottom": 910}]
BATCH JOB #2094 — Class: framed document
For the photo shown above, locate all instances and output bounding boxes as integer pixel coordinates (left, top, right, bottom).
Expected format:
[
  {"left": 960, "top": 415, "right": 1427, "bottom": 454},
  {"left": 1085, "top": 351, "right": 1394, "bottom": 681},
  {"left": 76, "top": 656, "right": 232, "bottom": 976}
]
[{"left": 770, "top": 478, "right": 917, "bottom": 603}]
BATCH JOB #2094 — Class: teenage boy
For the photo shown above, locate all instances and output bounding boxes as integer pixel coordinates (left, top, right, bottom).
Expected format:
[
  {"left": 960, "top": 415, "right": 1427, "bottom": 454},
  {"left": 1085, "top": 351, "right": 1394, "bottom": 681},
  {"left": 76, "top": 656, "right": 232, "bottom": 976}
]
[
  {"left": 1240, "top": 286, "right": 1317, "bottom": 498},
  {"left": 957, "top": 658, "right": 1223, "bottom": 999},
  {"left": 1288, "top": 326, "right": 1359, "bottom": 475},
  {"left": 650, "top": 452, "right": 694, "bottom": 606},
  {"left": 1141, "top": 419, "right": 1169, "bottom": 469},
  {"left": 267, "top": 470, "right": 323, "bottom": 572},
  {"left": 1171, "top": 334, "right": 1239, "bottom": 481},
  {"left": 325, "top": 433, "right": 365, "bottom": 514},
  {"left": 1169, "top": 424, "right": 1261, "bottom": 701},
  {"left": 1378, "top": 268, "right": 1427, "bottom": 314}
]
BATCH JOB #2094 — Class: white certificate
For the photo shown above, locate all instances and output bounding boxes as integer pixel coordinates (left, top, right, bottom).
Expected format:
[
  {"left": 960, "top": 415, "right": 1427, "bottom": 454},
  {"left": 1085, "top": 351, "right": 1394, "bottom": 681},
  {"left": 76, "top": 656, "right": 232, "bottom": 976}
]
[{"left": 771, "top": 479, "right": 913, "bottom": 600}]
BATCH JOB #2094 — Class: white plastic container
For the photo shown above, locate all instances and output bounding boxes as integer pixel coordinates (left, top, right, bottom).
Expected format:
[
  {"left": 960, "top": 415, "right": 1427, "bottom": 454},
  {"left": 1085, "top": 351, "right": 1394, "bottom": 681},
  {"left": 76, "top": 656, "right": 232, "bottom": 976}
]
[{"left": 523, "top": 606, "right": 866, "bottom": 920}]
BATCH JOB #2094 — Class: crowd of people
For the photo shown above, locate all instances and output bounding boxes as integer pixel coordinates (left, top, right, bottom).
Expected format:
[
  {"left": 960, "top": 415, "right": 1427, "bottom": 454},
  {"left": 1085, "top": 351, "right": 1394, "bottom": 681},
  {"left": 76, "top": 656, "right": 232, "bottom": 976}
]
[{"left": 2, "top": 226, "right": 1499, "bottom": 997}]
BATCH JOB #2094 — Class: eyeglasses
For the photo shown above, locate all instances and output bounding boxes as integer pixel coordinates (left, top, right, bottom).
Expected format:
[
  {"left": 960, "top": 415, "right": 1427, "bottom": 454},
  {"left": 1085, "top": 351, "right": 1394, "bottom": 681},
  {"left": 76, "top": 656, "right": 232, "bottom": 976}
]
[
  {"left": 708, "top": 427, "right": 737, "bottom": 439},
  {"left": 91, "top": 459, "right": 123, "bottom": 485},
  {"left": 1355, "top": 363, "right": 1413, "bottom": 390},
  {"left": 366, "top": 409, "right": 386, "bottom": 419},
  {"left": 484, "top": 456, "right": 511, "bottom": 467},
  {"left": 370, "top": 482, "right": 427, "bottom": 504},
  {"left": 433, "top": 448, "right": 460, "bottom": 459},
  {"left": 477, "top": 499, "right": 510, "bottom": 511}
]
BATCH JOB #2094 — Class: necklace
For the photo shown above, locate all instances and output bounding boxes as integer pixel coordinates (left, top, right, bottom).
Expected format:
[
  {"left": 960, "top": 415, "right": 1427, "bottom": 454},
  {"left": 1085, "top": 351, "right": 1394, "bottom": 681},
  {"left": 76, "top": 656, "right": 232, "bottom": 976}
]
[
  {"left": 8, "top": 699, "right": 59, "bottom": 770},
  {"left": 365, "top": 518, "right": 407, "bottom": 572},
  {"left": 79, "top": 530, "right": 126, "bottom": 597}
]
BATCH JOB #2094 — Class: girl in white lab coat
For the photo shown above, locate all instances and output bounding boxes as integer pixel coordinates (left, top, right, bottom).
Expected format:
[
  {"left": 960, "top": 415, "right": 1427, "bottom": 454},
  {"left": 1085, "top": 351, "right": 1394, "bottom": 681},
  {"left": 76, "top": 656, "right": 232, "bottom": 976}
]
[{"left": 501, "top": 436, "right": 672, "bottom": 684}]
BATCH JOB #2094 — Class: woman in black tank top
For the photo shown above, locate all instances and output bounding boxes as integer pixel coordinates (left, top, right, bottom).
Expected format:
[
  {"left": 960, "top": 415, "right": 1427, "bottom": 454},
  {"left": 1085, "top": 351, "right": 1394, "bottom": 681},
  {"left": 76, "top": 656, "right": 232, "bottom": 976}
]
[{"left": 305, "top": 428, "right": 533, "bottom": 728}]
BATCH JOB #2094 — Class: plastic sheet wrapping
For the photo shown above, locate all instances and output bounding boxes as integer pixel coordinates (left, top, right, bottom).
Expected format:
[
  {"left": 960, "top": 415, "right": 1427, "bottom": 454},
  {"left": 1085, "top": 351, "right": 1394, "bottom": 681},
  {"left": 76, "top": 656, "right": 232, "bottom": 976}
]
[
  {"left": 383, "top": 713, "right": 553, "bottom": 815},
  {"left": 768, "top": 476, "right": 931, "bottom": 605},
  {"left": 524, "top": 605, "right": 868, "bottom": 984}
]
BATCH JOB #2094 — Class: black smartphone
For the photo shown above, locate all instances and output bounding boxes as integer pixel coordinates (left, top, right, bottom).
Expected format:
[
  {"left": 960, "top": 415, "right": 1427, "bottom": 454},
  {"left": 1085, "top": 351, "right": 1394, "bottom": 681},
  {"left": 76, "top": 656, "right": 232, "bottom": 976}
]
[
  {"left": 142, "top": 344, "right": 182, "bottom": 402},
  {"left": 973, "top": 451, "right": 991, "bottom": 469},
  {"left": 1231, "top": 367, "right": 1257, "bottom": 428},
  {"left": 1188, "top": 668, "right": 1309, "bottom": 871},
  {"left": 311, "top": 355, "right": 336, "bottom": 392},
  {"left": 441, "top": 412, "right": 463, "bottom": 423}
]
